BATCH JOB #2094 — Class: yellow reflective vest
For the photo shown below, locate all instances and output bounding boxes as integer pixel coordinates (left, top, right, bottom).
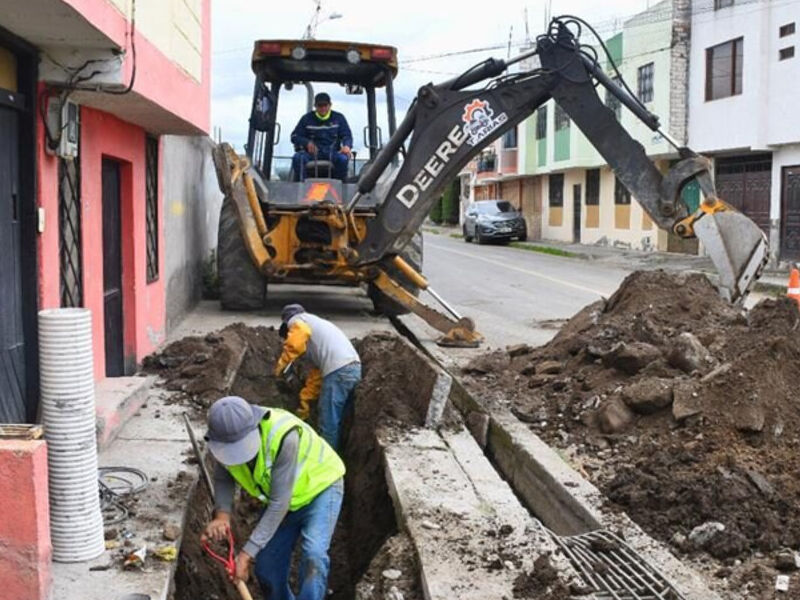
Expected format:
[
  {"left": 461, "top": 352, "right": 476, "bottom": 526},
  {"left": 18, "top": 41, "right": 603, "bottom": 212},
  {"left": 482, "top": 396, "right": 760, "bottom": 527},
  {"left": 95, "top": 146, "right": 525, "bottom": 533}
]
[{"left": 226, "top": 408, "right": 345, "bottom": 511}]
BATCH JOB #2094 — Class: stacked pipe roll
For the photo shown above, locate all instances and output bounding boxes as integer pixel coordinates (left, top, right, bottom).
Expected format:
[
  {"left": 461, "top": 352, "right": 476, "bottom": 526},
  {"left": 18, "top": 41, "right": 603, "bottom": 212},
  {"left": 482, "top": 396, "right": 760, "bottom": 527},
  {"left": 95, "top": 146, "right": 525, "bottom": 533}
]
[{"left": 39, "top": 308, "right": 105, "bottom": 562}]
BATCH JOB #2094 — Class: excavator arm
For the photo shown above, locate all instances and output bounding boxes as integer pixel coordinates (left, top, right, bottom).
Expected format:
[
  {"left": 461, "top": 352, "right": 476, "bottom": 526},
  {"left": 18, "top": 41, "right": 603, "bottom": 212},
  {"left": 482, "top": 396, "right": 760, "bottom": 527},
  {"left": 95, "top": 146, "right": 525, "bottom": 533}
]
[{"left": 348, "top": 17, "right": 768, "bottom": 304}]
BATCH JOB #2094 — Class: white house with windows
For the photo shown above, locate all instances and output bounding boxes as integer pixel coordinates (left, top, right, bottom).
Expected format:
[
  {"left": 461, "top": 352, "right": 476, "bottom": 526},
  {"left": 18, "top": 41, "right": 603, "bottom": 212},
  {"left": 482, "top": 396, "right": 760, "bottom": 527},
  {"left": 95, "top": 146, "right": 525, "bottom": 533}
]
[{"left": 688, "top": 0, "right": 800, "bottom": 264}]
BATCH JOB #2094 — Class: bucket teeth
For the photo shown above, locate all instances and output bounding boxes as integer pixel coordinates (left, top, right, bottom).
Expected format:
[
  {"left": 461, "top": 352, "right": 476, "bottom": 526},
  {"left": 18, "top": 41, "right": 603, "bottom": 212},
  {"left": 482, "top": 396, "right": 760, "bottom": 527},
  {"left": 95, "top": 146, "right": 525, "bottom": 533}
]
[{"left": 693, "top": 211, "right": 769, "bottom": 303}]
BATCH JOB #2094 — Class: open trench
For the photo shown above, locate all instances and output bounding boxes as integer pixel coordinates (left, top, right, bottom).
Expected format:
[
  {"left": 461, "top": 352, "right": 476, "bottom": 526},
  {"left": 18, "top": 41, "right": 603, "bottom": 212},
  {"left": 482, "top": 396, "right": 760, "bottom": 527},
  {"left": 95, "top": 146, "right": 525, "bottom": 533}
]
[{"left": 167, "top": 328, "right": 429, "bottom": 600}]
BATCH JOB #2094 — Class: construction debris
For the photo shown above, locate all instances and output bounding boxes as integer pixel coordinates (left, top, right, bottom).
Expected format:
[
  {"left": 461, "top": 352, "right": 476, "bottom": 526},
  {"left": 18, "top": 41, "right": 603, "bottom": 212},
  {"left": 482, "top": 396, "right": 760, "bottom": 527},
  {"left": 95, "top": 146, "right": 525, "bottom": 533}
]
[{"left": 462, "top": 270, "right": 800, "bottom": 599}]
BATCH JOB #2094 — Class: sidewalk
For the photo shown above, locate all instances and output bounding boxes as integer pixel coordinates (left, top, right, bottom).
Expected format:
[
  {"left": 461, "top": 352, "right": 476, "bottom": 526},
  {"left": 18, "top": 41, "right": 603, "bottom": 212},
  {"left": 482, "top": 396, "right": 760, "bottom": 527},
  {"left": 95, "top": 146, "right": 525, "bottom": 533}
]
[{"left": 423, "top": 224, "right": 790, "bottom": 291}]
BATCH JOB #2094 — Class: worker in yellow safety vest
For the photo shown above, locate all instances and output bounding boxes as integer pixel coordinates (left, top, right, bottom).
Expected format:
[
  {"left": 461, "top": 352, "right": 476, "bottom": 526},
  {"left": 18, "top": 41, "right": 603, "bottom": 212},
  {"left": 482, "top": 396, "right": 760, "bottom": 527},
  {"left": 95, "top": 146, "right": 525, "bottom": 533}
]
[{"left": 202, "top": 395, "right": 345, "bottom": 600}]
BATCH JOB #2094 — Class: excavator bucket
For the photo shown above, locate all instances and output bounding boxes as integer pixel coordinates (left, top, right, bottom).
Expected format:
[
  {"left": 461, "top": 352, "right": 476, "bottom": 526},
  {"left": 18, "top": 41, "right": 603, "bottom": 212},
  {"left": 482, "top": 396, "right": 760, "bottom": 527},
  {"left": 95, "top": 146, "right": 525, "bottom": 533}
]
[{"left": 692, "top": 211, "right": 769, "bottom": 304}]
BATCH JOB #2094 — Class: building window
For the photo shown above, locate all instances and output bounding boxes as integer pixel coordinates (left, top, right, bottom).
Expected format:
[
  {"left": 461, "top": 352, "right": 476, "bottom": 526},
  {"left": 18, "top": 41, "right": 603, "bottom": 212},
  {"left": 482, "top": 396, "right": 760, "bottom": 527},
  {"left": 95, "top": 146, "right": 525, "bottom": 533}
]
[
  {"left": 780, "top": 47, "right": 795, "bottom": 60},
  {"left": 59, "top": 157, "right": 83, "bottom": 308},
  {"left": 145, "top": 135, "right": 159, "bottom": 283},
  {"left": 714, "top": 0, "right": 734, "bottom": 8},
  {"left": 585, "top": 169, "right": 600, "bottom": 206},
  {"left": 536, "top": 106, "right": 547, "bottom": 139},
  {"left": 549, "top": 174, "right": 564, "bottom": 207},
  {"left": 614, "top": 176, "right": 631, "bottom": 205},
  {"left": 637, "top": 63, "right": 654, "bottom": 103},
  {"left": 706, "top": 37, "right": 743, "bottom": 100},
  {"left": 502, "top": 126, "right": 517, "bottom": 149},
  {"left": 605, "top": 76, "right": 622, "bottom": 120},
  {"left": 780, "top": 23, "right": 796, "bottom": 37},
  {"left": 554, "top": 104, "right": 570, "bottom": 131}
]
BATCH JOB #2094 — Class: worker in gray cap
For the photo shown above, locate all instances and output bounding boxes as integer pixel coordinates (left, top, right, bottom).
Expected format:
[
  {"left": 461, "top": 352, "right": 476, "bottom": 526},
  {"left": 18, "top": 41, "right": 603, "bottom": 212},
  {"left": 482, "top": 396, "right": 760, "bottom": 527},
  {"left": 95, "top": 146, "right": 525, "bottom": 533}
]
[
  {"left": 274, "top": 303, "right": 361, "bottom": 450},
  {"left": 202, "top": 395, "right": 344, "bottom": 599}
]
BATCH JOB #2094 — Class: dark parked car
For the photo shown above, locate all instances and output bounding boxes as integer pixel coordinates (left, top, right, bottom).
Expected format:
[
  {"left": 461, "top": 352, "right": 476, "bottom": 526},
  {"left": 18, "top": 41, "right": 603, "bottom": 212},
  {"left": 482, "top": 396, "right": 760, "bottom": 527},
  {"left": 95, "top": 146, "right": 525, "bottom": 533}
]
[{"left": 462, "top": 200, "right": 527, "bottom": 244}]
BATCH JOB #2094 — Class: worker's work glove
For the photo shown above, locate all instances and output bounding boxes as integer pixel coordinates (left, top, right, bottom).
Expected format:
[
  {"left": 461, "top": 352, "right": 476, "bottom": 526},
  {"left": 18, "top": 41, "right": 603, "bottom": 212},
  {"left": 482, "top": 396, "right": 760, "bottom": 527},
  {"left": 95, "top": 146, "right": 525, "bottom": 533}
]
[
  {"left": 297, "top": 368, "right": 322, "bottom": 420},
  {"left": 297, "top": 397, "right": 312, "bottom": 421}
]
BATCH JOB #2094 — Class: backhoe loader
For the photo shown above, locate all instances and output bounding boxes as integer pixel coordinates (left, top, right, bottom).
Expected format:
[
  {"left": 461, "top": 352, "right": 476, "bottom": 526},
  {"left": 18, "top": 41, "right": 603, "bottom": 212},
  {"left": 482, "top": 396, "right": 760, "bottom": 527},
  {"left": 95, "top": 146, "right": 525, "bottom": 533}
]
[{"left": 213, "top": 17, "right": 768, "bottom": 347}]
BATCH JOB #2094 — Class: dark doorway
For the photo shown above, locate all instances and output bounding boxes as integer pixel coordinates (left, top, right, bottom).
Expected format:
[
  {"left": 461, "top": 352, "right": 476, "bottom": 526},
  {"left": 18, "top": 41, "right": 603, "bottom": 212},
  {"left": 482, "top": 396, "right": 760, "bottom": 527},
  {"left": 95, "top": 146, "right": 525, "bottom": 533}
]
[
  {"left": 0, "top": 105, "right": 26, "bottom": 422},
  {"left": 781, "top": 166, "right": 800, "bottom": 261},
  {"left": 102, "top": 159, "right": 124, "bottom": 377},
  {"left": 715, "top": 154, "right": 772, "bottom": 236},
  {"left": 572, "top": 183, "right": 582, "bottom": 243}
]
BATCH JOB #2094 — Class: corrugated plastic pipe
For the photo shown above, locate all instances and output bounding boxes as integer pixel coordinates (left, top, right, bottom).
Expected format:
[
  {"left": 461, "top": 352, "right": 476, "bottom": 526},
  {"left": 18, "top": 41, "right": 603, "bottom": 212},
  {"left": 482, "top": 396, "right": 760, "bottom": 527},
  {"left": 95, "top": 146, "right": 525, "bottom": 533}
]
[{"left": 39, "top": 308, "right": 105, "bottom": 562}]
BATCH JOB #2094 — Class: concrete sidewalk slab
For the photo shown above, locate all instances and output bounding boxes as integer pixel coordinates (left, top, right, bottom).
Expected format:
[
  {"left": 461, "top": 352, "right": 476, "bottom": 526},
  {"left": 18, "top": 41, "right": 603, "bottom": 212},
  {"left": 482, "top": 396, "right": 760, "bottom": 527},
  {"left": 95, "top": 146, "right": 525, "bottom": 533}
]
[{"left": 380, "top": 427, "right": 577, "bottom": 600}]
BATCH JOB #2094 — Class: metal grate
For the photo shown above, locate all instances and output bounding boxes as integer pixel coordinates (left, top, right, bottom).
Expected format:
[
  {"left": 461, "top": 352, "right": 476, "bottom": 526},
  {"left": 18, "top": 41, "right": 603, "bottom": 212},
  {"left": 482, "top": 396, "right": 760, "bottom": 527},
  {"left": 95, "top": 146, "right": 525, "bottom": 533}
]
[
  {"left": 59, "top": 155, "right": 83, "bottom": 307},
  {"left": 549, "top": 529, "right": 686, "bottom": 600},
  {"left": 145, "top": 134, "right": 159, "bottom": 283}
]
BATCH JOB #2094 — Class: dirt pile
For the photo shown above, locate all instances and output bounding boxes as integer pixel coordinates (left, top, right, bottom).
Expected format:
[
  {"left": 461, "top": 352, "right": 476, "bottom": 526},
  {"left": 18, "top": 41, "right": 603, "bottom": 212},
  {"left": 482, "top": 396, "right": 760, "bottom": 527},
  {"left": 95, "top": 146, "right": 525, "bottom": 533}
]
[
  {"left": 462, "top": 270, "right": 800, "bottom": 597},
  {"left": 143, "top": 323, "right": 302, "bottom": 412}
]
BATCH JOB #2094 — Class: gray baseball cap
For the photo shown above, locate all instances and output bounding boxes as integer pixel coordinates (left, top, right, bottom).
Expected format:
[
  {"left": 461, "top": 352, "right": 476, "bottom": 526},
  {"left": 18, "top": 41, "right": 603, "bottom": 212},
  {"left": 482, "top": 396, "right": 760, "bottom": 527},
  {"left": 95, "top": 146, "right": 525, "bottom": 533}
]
[
  {"left": 205, "top": 396, "right": 268, "bottom": 466},
  {"left": 281, "top": 303, "right": 306, "bottom": 323}
]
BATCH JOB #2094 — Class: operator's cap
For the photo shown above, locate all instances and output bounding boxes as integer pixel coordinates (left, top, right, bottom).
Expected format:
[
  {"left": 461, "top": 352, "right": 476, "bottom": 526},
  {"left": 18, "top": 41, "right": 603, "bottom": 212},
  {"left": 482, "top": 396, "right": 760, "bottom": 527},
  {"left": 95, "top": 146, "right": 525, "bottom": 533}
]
[
  {"left": 314, "top": 92, "right": 331, "bottom": 106},
  {"left": 204, "top": 396, "right": 268, "bottom": 466},
  {"left": 281, "top": 303, "right": 306, "bottom": 323}
]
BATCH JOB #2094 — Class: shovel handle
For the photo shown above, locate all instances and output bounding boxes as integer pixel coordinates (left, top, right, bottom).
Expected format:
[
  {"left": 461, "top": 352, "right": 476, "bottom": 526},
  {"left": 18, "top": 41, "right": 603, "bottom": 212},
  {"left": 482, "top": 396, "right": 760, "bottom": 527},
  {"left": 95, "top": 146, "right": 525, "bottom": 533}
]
[{"left": 235, "top": 579, "right": 254, "bottom": 600}]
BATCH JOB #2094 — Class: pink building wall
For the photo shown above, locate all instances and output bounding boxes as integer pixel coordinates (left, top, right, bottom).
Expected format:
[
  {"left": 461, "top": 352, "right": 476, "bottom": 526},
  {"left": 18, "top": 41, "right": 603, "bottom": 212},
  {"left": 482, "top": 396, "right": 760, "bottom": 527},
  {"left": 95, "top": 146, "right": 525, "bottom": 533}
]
[
  {"left": 0, "top": 440, "right": 52, "bottom": 600},
  {"left": 35, "top": 0, "right": 210, "bottom": 379}
]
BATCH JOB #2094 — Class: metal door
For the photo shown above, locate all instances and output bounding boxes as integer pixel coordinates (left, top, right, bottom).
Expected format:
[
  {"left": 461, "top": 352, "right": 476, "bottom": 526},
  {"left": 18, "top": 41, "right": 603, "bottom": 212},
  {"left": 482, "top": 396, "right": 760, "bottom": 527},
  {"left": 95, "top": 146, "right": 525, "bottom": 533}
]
[
  {"left": 572, "top": 183, "right": 582, "bottom": 243},
  {"left": 715, "top": 155, "right": 772, "bottom": 236},
  {"left": 781, "top": 166, "right": 800, "bottom": 261},
  {"left": 102, "top": 159, "right": 124, "bottom": 377},
  {"left": 0, "top": 106, "right": 26, "bottom": 422}
]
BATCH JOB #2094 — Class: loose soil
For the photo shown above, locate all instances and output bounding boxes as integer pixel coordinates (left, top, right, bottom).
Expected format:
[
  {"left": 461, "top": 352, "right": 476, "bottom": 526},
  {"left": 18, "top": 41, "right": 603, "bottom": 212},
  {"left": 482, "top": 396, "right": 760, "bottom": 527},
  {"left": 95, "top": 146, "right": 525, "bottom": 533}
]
[
  {"left": 153, "top": 327, "right": 426, "bottom": 600},
  {"left": 462, "top": 270, "right": 800, "bottom": 599}
]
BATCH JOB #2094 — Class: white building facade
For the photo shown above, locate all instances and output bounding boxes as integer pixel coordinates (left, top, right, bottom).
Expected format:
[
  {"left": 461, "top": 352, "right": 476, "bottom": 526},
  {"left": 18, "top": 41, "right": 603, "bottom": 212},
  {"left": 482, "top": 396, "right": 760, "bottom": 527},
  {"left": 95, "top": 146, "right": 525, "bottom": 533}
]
[{"left": 688, "top": 0, "right": 800, "bottom": 263}]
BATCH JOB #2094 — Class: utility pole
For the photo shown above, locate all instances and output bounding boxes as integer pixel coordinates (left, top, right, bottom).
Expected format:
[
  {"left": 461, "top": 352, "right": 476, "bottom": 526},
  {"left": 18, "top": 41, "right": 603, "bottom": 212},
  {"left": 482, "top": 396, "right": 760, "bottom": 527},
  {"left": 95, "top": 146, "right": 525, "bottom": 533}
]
[{"left": 303, "top": 0, "right": 343, "bottom": 40}]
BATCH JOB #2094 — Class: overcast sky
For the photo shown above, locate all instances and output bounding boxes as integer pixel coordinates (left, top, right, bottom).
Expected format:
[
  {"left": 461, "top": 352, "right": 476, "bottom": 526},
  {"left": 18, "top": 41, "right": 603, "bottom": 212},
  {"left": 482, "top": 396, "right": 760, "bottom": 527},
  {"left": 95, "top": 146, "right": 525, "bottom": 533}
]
[{"left": 211, "top": 0, "right": 653, "bottom": 157}]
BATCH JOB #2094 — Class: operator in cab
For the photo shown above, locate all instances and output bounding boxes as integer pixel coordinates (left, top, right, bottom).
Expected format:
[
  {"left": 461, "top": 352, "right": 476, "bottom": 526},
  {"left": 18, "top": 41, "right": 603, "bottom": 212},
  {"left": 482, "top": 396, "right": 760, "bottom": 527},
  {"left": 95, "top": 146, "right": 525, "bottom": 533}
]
[{"left": 290, "top": 92, "right": 353, "bottom": 182}]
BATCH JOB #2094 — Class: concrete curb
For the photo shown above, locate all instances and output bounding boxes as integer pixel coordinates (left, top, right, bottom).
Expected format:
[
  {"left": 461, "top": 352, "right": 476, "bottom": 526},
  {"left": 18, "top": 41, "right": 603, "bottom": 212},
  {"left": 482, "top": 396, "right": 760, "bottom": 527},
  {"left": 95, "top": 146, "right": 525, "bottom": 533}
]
[{"left": 95, "top": 375, "right": 157, "bottom": 450}]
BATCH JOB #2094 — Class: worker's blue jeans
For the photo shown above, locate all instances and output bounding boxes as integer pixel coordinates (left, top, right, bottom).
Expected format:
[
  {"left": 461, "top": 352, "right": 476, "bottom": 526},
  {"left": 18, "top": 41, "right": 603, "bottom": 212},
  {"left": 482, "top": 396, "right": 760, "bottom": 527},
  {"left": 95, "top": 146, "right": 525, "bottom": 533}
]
[
  {"left": 254, "top": 478, "right": 344, "bottom": 600},
  {"left": 292, "top": 150, "right": 349, "bottom": 181},
  {"left": 319, "top": 362, "right": 362, "bottom": 451}
]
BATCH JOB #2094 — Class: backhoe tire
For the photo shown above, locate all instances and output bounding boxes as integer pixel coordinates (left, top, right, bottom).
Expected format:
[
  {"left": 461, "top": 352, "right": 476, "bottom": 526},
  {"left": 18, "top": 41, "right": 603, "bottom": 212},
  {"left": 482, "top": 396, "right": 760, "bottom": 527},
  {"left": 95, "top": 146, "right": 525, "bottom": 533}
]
[
  {"left": 367, "top": 231, "right": 423, "bottom": 317},
  {"left": 217, "top": 196, "right": 267, "bottom": 311}
]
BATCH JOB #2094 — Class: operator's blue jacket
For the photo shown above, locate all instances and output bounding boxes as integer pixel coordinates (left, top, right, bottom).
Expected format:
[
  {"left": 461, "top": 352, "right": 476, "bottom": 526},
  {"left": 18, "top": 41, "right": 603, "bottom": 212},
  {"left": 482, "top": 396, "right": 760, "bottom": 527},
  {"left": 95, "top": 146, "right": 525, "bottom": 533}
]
[{"left": 291, "top": 110, "right": 353, "bottom": 155}]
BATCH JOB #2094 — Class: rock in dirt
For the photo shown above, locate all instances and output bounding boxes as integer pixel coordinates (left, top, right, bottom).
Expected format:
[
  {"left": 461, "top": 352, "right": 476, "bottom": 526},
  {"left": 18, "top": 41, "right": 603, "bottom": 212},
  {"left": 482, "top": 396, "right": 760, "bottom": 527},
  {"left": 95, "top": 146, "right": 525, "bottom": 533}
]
[
  {"left": 621, "top": 378, "right": 673, "bottom": 415},
  {"left": 535, "top": 360, "right": 562, "bottom": 375},
  {"left": 603, "top": 341, "right": 662, "bottom": 375},
  {"left": 733, "top": 403, "right": 766, "bottom": 433},
  {"left": 596, "top": 397, "right": 634, "bottom": 434},
  {"left": 668, "top": 332, "right": 714, "bottom": 373},
  {"left": 507, "top": 344, "right": 533, "bottom": 358},
  {"left": 671, "top": 380, "right": 702, "bottom": 421},
  {"left": 775, "top": 549, "right": 800, "bottom": 572},
  {"left": 162, "top": 523, "right": 180, "bottom": 541},
  {"left": 688, "top": 521, "right": 725, "bottom": 548}
]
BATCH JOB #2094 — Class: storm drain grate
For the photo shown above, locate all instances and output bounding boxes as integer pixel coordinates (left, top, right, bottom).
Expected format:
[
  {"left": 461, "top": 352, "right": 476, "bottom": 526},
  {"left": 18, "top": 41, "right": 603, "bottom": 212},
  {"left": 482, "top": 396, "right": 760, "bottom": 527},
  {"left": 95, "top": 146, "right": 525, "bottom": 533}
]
[{"left": 549, "top": 529, "right": 686, "bottom": 600}]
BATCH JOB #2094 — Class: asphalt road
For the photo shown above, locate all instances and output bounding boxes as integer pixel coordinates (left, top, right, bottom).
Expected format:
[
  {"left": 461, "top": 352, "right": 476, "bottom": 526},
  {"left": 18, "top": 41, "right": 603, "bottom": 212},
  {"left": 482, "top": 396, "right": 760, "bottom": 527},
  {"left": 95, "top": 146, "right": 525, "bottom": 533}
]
[{"left": 418, "top": 232, "right": 632, "bottom": 351}]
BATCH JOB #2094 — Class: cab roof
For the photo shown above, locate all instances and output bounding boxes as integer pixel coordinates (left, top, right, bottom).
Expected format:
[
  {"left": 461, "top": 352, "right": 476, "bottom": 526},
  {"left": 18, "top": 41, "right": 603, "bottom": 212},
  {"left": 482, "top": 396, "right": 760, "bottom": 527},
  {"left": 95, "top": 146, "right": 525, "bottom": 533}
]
[{"left": 251, "top": 39, "right": 398, "bottom": 87}]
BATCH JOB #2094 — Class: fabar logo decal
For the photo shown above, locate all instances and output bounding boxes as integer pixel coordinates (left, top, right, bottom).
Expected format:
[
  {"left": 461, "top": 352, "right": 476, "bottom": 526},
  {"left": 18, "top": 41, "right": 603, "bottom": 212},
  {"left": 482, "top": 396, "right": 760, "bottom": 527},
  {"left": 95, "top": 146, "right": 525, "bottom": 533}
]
[
  {"left": 393, "top": 98, "right": 508, "bottom": 209},
  {"left": 462, "top": 99, "right": 508, "bottom": 146}
]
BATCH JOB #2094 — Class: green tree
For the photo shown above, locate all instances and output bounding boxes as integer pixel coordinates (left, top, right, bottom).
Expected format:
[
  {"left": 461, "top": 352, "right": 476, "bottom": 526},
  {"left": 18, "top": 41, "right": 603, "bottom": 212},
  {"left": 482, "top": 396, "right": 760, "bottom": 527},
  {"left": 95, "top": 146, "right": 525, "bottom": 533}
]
[
  {"left": 441, "top": 179, "right": 461, "bottom": 225},
  {"left": 429, "top": 196, "right": 443, "bottom": 224}
]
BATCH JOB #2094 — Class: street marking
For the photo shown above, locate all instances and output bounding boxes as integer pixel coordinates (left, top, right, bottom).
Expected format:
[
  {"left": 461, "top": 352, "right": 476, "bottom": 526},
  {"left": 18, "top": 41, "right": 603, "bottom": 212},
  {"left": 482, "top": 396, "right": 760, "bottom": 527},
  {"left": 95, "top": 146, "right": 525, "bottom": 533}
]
[{"left": 426, "top": 242, "right": 614, "bottom": 297}]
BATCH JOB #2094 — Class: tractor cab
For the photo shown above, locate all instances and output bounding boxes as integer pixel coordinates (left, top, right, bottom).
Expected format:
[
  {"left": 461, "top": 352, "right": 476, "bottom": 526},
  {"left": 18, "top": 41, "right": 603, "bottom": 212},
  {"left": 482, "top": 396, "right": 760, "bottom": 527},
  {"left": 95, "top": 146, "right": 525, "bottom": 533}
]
[{"left": 246, "top": 39, "right": 398, "bottom": 210}]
